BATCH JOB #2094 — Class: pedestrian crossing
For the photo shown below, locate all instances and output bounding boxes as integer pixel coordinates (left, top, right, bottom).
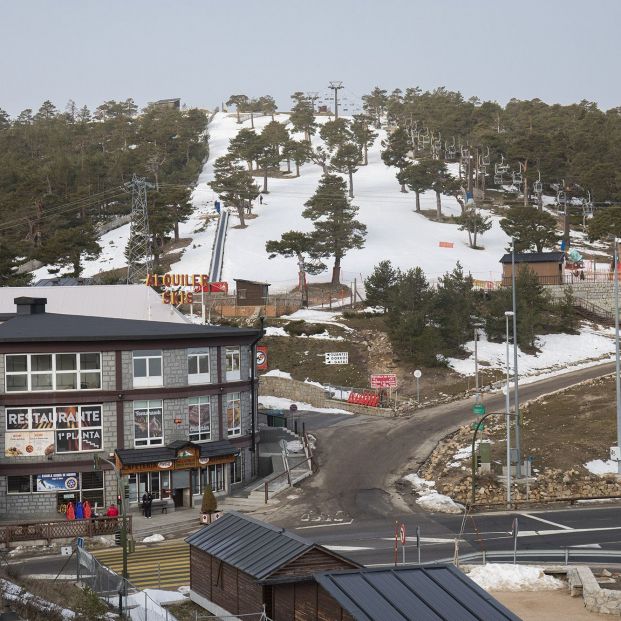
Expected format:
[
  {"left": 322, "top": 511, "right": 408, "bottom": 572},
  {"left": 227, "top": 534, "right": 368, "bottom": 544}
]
[{"left": 92, "top": 539, "right": 190, "bottom": 590}]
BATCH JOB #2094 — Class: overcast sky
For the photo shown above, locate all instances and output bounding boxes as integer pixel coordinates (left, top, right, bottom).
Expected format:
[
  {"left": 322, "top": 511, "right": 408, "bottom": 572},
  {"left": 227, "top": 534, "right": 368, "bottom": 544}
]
[{"left": 1, "top": 0, "right": 620, "bottom": 116}]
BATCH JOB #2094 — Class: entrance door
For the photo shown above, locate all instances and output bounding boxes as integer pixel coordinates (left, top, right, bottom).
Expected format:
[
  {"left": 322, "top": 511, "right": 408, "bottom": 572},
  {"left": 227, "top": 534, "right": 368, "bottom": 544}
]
[{"left": 172, "top": 489, "right": 184, "bottom": 508}]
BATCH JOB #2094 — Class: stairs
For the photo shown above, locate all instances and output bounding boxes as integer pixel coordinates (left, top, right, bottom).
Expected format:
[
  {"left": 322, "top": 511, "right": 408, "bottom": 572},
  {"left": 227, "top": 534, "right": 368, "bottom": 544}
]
[{"left": 573, "top": 298, "right": 615, "bottom": 327}]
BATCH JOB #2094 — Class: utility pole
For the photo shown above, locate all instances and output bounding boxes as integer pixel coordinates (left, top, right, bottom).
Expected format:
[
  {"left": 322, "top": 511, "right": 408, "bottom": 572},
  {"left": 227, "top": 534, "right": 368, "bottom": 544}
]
[
  {"left": 328, "top": 81, "right": 344, "bottom": 119},
  {"left": 614, "top": 239, "right": 621, "bottom": 474},
  {"left": 505, "top": 311, "right": 514, "bottom": 506},
  {"left": 511, "top": 239, "right": 521, "bottom": 477},
  {"left": 125, "top": 175, "right": 153, "bottom": 284}
]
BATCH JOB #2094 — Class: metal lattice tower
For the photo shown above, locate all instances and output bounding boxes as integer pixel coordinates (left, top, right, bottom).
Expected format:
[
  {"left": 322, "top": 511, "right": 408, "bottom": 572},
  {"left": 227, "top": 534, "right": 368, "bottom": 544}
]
[{"left": 125, "top": 175, "right": 153, "bottom": 284}]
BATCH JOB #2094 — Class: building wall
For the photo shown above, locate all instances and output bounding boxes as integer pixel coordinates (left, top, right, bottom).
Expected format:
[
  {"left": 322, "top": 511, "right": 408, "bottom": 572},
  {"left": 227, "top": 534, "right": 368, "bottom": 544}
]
[{"left": 271, "top": 582, "right": 355, "bottom": 621}]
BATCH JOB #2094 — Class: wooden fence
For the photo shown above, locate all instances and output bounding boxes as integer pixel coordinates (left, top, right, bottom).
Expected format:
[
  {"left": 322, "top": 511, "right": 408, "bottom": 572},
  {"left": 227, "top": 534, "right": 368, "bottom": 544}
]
[{"left": 0, "top": 515, "right": 132, "bottom": 545}]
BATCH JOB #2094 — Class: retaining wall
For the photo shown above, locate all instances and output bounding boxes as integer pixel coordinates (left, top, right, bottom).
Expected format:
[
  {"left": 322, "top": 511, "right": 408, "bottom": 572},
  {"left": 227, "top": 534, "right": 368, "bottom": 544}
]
[
  {"left": 259, "top": 376, "right": 395, "bottom": 417},
  {"left": 548, "top": 282, "right": 616, "bottom": 313}
]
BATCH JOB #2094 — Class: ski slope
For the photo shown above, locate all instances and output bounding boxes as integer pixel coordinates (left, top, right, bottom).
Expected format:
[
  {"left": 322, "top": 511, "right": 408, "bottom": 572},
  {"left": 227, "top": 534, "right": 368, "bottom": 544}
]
[{"left": 172, "top": 112, "right": 510, "bottom": 290}]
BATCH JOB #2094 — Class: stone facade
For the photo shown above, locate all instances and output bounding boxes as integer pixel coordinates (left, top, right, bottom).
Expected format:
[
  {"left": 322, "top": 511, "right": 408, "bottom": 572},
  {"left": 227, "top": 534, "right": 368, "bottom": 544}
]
[{"left": 1, "top": 342, "right": 257, "bottom": 521}]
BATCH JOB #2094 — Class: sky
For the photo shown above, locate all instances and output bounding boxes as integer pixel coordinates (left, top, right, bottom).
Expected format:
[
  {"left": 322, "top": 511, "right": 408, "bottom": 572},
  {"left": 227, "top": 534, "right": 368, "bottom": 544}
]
[{"left": 1, "top": 0, "right": 620, "bottom": 116}]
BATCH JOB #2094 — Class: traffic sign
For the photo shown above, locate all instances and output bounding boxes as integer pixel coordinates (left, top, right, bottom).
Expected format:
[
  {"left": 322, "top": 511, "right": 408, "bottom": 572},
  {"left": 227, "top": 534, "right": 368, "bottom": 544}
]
[
  {"left": 413, "top": 369, "right": 422, "bottom": 379},
  {"left": 371, "top": 374, "right": 397, "bottom": 388},
  {"left": 289, "top": 403, "right": 298, "bottom": 413},
  {"left": 471, "top": 421, "right": 485, "bottom": 431},
  {"left": 472, "top": 403, "right": 486, "bottom": 416},
  {"left": 399, "top": 523, "right": 406, "bottom": 545}
]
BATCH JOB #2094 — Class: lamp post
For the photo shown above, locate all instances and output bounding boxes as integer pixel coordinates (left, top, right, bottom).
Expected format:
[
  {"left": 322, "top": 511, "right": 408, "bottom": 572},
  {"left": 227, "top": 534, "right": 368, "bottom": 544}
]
[
  {"left": 505, "top": 311, "right": 514, "bottom": 506},
  {"left": 473, "top": 322, "right": 484, "bottom": 401},
  {"left": 511, "top": 239, "right": 521, "bottom": 477},
  {"left": 614, "top": 240, "right": 621, "bottom": 474}
]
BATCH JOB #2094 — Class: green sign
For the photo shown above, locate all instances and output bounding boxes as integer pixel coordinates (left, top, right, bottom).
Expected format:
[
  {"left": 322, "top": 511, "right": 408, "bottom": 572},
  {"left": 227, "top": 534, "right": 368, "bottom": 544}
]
[
  {"left": 472, "top": 403, "right": 486, "bottom": 416},
  {"left": 470, "top": 421, "right": 485, "bottom": 431}
]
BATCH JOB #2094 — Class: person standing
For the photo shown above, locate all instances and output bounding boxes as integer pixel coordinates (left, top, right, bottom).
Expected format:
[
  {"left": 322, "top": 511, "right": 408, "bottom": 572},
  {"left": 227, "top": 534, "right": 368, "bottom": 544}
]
[{"left": 142, "top": 491, "right": 153, "bottom": 518}]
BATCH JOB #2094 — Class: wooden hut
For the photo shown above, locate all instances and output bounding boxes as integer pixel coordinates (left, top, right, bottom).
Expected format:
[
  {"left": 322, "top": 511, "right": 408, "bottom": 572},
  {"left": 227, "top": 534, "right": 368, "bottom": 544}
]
[{"left": 500, "top": 251, "right": 565, "bottom": 286}]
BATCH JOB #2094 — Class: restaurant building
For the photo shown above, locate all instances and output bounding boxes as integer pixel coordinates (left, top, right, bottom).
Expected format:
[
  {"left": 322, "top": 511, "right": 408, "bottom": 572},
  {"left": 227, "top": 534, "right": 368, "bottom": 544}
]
[{"left": 0, "top": 297, "right": 261, "bottom": 519}]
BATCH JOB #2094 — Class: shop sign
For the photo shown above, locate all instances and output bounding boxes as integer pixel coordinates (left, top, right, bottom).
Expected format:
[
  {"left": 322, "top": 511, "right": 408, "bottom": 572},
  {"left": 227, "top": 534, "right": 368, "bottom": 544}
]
[
  {"left": 198, "top": 457, "right": 210, "bottom": 465},
  {"left": 256, "top": 345, "right": 268, "bottom": 371},
  {"left": 145, "top": 272, "right": 229, "bottom": 305},
  {"left": 36, "top": 472, "right": 79, "bottom": 492},
  {"left": 5, "top": 431, "right": 54, "bottom": 457},
  {"left": 324, "top": 352, "right": 349, "bottom": 365},
  {"left": 157, "top": 461, "right": 173, "bottom": 469},
  {"left": 177, "top": 448, "right": 194, "bottom": 458},
  {"left": 370, "top": 374, "right": 398, "bottom": 388}
]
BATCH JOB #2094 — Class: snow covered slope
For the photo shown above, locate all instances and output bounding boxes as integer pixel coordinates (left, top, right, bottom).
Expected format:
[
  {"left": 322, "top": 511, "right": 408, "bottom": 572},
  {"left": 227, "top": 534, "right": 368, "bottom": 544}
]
[{"left": 173, "top": 112, "right": 510, "bottom": 290}]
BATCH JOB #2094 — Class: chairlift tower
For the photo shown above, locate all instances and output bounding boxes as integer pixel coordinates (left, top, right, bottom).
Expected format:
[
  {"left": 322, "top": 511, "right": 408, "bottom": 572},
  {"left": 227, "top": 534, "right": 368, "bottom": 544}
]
[
  {"left": 328, "top": 81, "right": 344, "bottom": 119},
  {"left": 305, "top": 91, "right": 319, "bottom": 113},
  {"left": 125, "top": 175, "right": 153, "bottom": 284}
]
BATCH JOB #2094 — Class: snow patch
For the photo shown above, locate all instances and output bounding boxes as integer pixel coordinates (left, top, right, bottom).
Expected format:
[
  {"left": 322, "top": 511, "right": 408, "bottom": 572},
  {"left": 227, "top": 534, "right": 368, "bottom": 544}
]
[
  {"left": 263, "top": 369, "right": 293, "bottom": 379},
  {"left": 142, "top": 534, "right": 165, "bottom": 543},
  {"left": 258, "top": 395, "right": 352, "bottom": 415},
  {"left": 467, "top": 564, "right": 564, "bottom": 591},
  {"left": 584, "top": 459, "right": 618, "bottom": 475},
  {"left": 403, "top": 473, "right": 464, "bottom": 514},
  {"left": 264, "top": 326, "right": 289, "bottom": 337}
]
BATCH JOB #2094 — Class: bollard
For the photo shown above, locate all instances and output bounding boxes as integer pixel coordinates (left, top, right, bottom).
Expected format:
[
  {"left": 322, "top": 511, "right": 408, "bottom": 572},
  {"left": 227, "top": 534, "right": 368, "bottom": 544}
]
[
  {"left": 482, "top": 550, "right": 486, "bottom": 565},
  {"left": 158, "top": 562, "right": 161, "bottom": 588},
  {"left": 565, "top": 548, "right": 569, "bottom": 565}
]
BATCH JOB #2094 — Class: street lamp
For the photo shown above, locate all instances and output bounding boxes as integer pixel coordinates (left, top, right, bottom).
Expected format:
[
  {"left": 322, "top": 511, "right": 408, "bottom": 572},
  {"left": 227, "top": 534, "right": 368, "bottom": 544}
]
[
  {"left": 473, "top": 322, "right": 484, "bottom": 401},
  {"left": 614, "top": 239, "right": 621, "bottom": 474},
  {"left": 510, "top": 238, "right": 521, "bottom": 477},
  {"left": 505, "top": 311, "right": 514, "bottom": 506}
]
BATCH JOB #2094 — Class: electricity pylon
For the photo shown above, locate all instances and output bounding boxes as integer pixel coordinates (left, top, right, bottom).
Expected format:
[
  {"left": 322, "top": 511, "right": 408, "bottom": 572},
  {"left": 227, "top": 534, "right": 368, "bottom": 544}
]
[{"left": 125, "top": 175, "right": 153, "bottom": 284}]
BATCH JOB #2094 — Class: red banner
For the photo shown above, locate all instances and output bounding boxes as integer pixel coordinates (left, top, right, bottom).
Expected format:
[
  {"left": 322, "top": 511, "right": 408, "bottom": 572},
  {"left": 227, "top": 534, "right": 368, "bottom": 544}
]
[
  {"left": 256, "top": 346, "right": 268, "bottom": 371},
  {"left": 195, "top": 282, "right": 228, "bottom": 293}
]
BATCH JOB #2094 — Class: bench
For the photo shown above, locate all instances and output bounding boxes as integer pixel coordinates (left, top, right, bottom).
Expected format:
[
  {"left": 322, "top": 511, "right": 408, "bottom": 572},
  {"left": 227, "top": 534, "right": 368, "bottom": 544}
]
[{"left": 150, "top": 498, "right": 173, "bottom": 514}]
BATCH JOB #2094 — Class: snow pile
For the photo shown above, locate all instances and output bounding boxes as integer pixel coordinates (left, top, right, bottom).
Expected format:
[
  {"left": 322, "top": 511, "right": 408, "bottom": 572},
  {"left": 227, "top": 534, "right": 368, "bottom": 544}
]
[
  {"left": 264, "top": 326, "right": 289, "bottom": 337},
  {"left": 286, "top": 440, "right": 304, "bottom": 453},
  {"left": 258, "top": 395, "right": 351, "bottom": 414},
  {"left": 584, "top": 459, "right": 618, "bottom": 475},
  {"left": 281, "top": 309, "right": 353, "bottom": 330},
  {"left": 142, "top": 533, "right": 165, "bottom": 543},
  {"left": 126, "top": 588, "right": 186, "bottom": 620},
  {"left": 263, "top": 369, "right": 293, "bottom": 380},
  {"left": 448, "top": 328, "right": 615, "bottom": 379},
  {"left": 403, "top": 473, "right": 464, "bottom": 513},
  {"left": 468, "top": 564, "right": 564, "bottom": 591},
  {"left": 303, "top": 330, "right": 345, "bottom": 341}
]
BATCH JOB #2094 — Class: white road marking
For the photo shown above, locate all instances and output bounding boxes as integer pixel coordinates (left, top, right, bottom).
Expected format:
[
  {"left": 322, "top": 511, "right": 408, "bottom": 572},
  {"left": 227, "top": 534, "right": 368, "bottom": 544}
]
[
  {"left": 297, "top": 519, "right": 354, "bottom": 530},
  {"left": 324, "top": 545, "right": 373, "bottom": 551},
  {"left": 381, "top": 537, "right": 462, "bottom": 544},
  {"left": 520, "top": 512, "right": 573, "bottom": 530},
  {"left": 572, "top": 544, "right": 602, "bottom": 549},
  {"left": 518, "top": 526, "right": 621, "bottom": 538}
]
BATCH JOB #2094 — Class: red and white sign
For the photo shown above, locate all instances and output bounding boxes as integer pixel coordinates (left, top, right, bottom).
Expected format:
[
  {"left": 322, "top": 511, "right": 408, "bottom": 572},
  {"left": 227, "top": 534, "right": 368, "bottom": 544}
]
[
  {"left": 399, "top": 523, "right": 407, "bottom": 545},
  {"left": 256, "top": 346, "right": 268, "bottom": 371},
  {"left": 199, "top": 281, "right": 228, "bottom": 293},
  {"left": 371, "top": 374, "right": 398, "bottom": 388}
]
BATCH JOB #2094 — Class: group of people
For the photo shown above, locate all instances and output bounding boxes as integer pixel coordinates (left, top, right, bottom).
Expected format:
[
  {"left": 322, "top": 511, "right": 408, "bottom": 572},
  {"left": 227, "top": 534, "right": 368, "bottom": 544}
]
[{"left": 64, "top": 499, "right": 93, "bottom": 520}]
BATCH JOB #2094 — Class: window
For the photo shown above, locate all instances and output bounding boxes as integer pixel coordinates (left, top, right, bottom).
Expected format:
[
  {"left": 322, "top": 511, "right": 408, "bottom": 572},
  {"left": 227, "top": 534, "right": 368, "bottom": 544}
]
[
  {"left": 7, "top": 475, "right": 32, "bottom": 494},
  {"left": 206, "top": 463, "right": 226, "bottom": 492},
  {"left": 230, "top": 453, "right": 244, "bottom": 484},
  {"left": 225, "top": 347, "right": 241, "bottom": 381},
  {"left": 5, "top": 353, "right": 101, "bottom": 392},
  {"left": 133, "top": 400, "right": 163, "bottom": 446},
  {"left": 133, "top": 350, "right": 163, "bottom": 388},
  {"left": 226, "top": 392, "right": 241, "bottom": 437},
  {"left": 188, "top": 350, "right": 210, "bottom": 384},
  {"left": 188, "top": 397, "right": 211, "bottom": 442},
  {"left": 128, "top": 471, "right": 170, "bottom": 502},
  {"left": 5, "top": 405, "right": 102, "bottom": 455}
]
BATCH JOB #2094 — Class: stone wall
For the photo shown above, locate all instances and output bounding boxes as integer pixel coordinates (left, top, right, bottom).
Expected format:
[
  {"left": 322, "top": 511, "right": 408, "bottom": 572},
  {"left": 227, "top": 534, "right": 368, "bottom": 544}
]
[
  {"left": 571, "top": 566, "right": 621, "bottom": 615},
  {"left": 259, "top": 376, "right": 395, "bottom": 418},
  {"left": 548, "top": 282, "right": 616, "bottom": 313}
]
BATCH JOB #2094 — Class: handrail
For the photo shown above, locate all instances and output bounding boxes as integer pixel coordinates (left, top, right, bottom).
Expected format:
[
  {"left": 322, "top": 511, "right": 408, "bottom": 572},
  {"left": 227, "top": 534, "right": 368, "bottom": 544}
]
[
  {"left": 263, "top": 455, "right": 315, "bottom": 504},
  {"left": 573, "top": 297, "right": 615, "bottom": 323}
]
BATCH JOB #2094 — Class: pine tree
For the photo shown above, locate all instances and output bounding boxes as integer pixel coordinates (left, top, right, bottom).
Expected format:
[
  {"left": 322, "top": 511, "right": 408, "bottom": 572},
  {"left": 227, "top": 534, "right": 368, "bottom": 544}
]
[
  {"left": 457, "top": 207, "right": 492, "bottom": 248},
  {"left": 226, "top": 94, "right": 249, "bottom": 123},
  {"left": 302, "top": 174, "right": 367, "bottom": 284},
  {"left": 397, "top": 161, "right": 433, "bottom": 211},
  {"left": 266, "top": 231, "right": 326, "bottom": 305},
  {"left": 381, "top": 127, "right": 411, "bottom": 191},
  {"left": 351, "top": 114, "right": 378, "bottom": 165},
  {"left": 290, "top": 95, "right": 317, "bottom": 141},
  {"left": 228, "top": 128, "right": 261, "bottom": 171},
  {"left": 201, "top": 484, "right": 218, "bottom": 514},
  {"left": 364, "top": 260, "right": 399, "bottom": 313},
  {"left": 331, "top": 143, "right": 361, "bottom": 198},
  {"left": 319, "top": 118, "right": 352, "bottom": 152},
  {"left": 500, "top": 206, "right": 559, "bottom": 252},
  {"left": 362, "top": 87, "right": 388, "bottom": 128},
  {"left": 209, "top": 156, "right": 259, "bottom": 228}
]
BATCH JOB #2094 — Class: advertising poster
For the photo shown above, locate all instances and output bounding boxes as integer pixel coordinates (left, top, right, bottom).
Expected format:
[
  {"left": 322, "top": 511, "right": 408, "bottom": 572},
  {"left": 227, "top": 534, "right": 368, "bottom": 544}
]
[
  {"left": 5, "top": 431, "right": 54, "bottom": 457},
  {"left": 36, "top": 472, "right": 79, "bottom": 492},
  {"left": 256, "top": 345, "right": 268, "bottom": 371}
]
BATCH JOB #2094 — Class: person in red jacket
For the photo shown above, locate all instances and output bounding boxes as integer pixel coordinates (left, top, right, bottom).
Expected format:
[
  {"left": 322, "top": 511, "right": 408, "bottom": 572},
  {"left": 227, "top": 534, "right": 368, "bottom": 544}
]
[{"left": 106, "top": 503, "right": 119, "bottom": 517}]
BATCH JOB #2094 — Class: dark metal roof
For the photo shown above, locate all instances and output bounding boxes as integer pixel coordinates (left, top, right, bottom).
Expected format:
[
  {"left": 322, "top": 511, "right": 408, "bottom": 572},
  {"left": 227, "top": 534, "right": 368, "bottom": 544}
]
[
  {"left": 116, "top": 440, "right": 237, "bottom": 466},
  {"left": 0, "top": 312, "right": 260, "bottom": 343},
  {"left": 186, "top": 512, "right": 315, "bottom": 580},
  {"left": 234, "top": 279, "right": 271, "bottom": 286},
  {"left": 315, "top": 566, "right": 521, "bottom": 621},
  {"left": 500, "top": 251, "right": 564, "bottom": 264}
]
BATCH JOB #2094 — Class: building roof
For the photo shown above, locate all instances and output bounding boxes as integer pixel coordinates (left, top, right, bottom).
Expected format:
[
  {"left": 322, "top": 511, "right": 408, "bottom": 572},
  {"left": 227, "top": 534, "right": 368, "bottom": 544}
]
[
  {"left": 116, "top": 440, "right": 237, "bottom": 466},
  {"left": 186, "top": 512, "right": 318, "bottom": 580},
  {"left": 0, "top": 311, "right": 260, "bottom": 343},
  {"left": 499, "top": 251, "right": 565, "bottom": 264},
  {"left": 35, "top": 277, "right": 94, "bottom": 286},
  {"left": 0, "top": 285, "right": 190, "bottom": 323},
  {"left": 234, "top": 279, "right": 271, "bottom": 286},
  {"left": 315, "top": 565, "right": 521, "bottom": 621}
]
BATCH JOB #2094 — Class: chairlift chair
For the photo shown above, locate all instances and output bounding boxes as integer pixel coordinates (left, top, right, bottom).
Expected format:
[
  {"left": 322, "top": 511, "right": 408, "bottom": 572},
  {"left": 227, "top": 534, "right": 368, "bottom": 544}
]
[
  {"left": 482, "top": 147, "right": 491, "bottom": 167},
  {"left": 494, "top": 173, "right": 504, "bottom": 185},
  {"left": 533, "top": 180, "right": 543, "bottom": 194},
  {"left": 512, "top": 171, "right": 523, "bottom": 185}
]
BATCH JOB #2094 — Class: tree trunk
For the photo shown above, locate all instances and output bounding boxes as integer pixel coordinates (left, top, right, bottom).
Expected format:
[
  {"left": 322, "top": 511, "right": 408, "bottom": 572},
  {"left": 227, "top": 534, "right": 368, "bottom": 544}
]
[
  {"left": 263, "top": 166, "right": 268, "bottom": 193},
  {"left": 236, "top": 205, "right": 246, "bottom": 228},
  {"left": 246, "top": 160, "right": 253, "bottom": 171},
  {"left": 400, "top": 183, "right": 407, "bottom": 193},
  {"left": 348, "top": 170, "right": 354, "bottom": 198},
  {"left": 331, "top": 256, "right": 341, "bottom": 285},
  {"left": 523, "top": 174, "right": 528, "bottom": 207},
  {"left": 174, "top": 221, "right": 179, "bottom": 241},
  {"left": 236, "top": 109, "right": 240, "bottom": 123},
  {"left": 298, "top": 254, "right": 308, "bottom": 307},
  {"left": 286, "top": 158, "right": 291, "bottom": 173},
  {"left": 415, "top": 191, "right": 421, "bottom": 212},
  {"left": 250, "top": 112, "right": 254, "bottom": 129},
  {"left": 295, "top": 162, "right": 300, "bottom": 177},
  {"left": 363, "top": 143, "right": 368, "bottom": 165},
  {"left": 436, "top": 191, "right": 442, "bottom": 218}
]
